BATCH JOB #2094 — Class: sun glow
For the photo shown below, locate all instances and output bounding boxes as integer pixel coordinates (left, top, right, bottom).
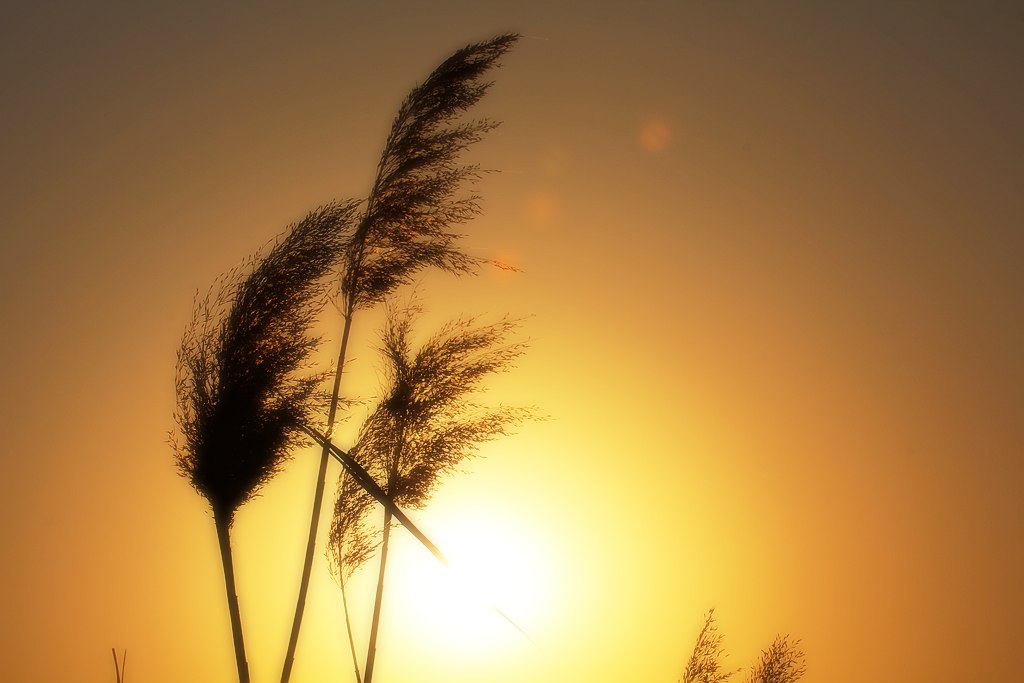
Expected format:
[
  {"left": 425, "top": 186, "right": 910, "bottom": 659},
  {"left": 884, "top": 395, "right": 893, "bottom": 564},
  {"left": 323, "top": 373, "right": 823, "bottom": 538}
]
[{"left": 380, "top": 508, "right": 552, "bottom": 655}]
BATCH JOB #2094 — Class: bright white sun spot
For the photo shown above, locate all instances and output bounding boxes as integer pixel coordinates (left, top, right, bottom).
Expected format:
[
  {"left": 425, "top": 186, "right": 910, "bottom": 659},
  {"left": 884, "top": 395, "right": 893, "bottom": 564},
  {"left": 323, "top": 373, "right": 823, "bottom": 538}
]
[{"left": 382, "top": 511, "right": 551, "bottom": 655}]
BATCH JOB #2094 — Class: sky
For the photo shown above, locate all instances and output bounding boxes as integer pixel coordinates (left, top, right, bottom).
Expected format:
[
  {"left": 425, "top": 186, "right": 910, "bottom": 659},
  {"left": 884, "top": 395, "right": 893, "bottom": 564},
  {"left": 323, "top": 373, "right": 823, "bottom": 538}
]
[{"left": 1, "top": 1, "right": 1021, "bottom": 682}]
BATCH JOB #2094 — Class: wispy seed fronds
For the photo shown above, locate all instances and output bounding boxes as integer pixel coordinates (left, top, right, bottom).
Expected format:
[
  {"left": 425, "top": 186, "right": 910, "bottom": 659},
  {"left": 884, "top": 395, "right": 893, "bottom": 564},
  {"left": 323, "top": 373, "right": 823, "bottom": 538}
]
[
  {"left": 173, "top": 201, "right": 359, "bottom": 523},
  {"left": 365, "top": 303, "right": 528, "bottom": 496},
  {"left": 342, "top": 33, "right": 520, "bottom": 311},
  {"left": 745, "top": 636, "right": 806, "bottom": 683},
  {"left": 682, "top": 609, "right": 737, "bottom": 683},
  {"left": 327, "top": 468, "right": 379, "bottom": 582},
  {"left": 328, "top": 302, "right": 528, "bottom": 578}
]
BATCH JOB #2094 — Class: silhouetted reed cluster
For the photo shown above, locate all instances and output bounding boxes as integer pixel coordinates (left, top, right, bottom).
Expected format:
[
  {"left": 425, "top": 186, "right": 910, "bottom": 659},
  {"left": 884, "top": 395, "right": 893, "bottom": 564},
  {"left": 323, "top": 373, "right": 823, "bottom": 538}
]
[
  {"left": 170, "top": 34, "right": 524, "bottom": 683},
  {"left": 172, "top": 202, "right": 359, "bottom": 682},
  {"left": 681, "top": 611, "right": 806, "bottom": 683},
  {"left": 281, "top": 32, "right": 521, "bottom": 683},
  {"left": 168, "top": 31, "right": 807, "bottom": 683}
]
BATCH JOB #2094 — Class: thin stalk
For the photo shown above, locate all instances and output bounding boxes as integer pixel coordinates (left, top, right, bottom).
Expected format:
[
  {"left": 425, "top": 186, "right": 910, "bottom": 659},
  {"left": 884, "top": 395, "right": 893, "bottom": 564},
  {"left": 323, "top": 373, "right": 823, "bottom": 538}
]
[
  {"left": 280, "top": 308, "right": 355, "bottom": 683},
  {"left": 363, "top": 417, "right": 406, "bottom": 683},
  {"left": 214, "top": 511, "right": 250, "bottom": 683},
  {"left": 282, "top": 188, "right": 376, "bottom": 683},
  {"left": 340, "top": 577, "right": 363, "bottom": 683},
  {"left": 362, "top": 509, "right": 393, "bottom": 683}
]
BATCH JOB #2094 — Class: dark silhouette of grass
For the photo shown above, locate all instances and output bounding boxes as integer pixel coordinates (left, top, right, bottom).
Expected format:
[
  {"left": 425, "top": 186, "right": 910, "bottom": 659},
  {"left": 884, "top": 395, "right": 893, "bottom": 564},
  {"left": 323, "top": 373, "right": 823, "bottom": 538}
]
[
  {"left": 682, "top": 610, "right": 738, "bottom": 683},
  {"left": 680, "top": 611, "right": 806, "bottom": 683},
  {"left": 162, "top": 31, "right": 811, "bottom": 683},
  {"left": 327, "top": 302, "right": 528, "bottom": 682},
  {"left": 280, "top": 33, "right": 519, "bottom": 683},
  {"left": 171, "top": 202, "right": 358, "bottom": 683},
  {"left": 745, "top": 635, "right": 806, "bottom": 683},
  {"left": 110, "top": 648, "right": 126, "bottom": 683}
]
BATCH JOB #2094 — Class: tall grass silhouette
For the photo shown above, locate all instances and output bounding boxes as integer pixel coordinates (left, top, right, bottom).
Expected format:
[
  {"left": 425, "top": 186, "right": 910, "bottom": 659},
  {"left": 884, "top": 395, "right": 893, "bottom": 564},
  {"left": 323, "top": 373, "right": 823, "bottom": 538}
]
[
  {"left": 164, "top": 32, "right": 811, "bottom": 683},
  {"left": 280, "top": 32, "right": 520, "bottom": 683},
  {"left": 171, "top": 202, "right": 357, "bottom": 683},
  {"left": 328, "top": 303, "right": 528, "bottom": 682}
]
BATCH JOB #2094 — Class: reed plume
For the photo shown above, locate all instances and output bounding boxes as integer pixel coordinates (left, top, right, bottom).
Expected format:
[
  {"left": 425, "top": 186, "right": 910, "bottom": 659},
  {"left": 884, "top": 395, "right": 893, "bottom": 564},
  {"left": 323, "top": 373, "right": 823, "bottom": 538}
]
[
  {"left": 680, "top": 612, "right": 806, "bottom": 683},
  {"left": 745, "top": 636, "right": 806, "bottom": 683},
  {"left": 281, "top": 33, "right": 519, "bottom": 683},
  {"left": 172, "top": 201, "right": 358, "bottom": 683},
  {"left": 681, "top": 609, "right": 736, "bottom": 683},
  {"left": 341, "top": 32, "right": 520, "bottom": 311},
  {"left": 330, "top": 302, "right": 528, "bottom": 683}
]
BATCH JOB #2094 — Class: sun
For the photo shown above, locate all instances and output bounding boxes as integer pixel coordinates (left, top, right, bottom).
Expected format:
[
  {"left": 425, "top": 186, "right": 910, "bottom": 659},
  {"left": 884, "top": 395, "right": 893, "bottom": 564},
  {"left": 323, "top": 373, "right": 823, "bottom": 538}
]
[{"left": 380, "top": 507, "right": 552, "bottom": 655}]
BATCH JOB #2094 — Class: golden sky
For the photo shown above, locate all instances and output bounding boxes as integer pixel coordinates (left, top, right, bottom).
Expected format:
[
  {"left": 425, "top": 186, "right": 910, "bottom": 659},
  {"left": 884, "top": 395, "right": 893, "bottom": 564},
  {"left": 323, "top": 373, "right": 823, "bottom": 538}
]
[{"left": 1, "top": 1, "right": 1021, "bottom": 682}]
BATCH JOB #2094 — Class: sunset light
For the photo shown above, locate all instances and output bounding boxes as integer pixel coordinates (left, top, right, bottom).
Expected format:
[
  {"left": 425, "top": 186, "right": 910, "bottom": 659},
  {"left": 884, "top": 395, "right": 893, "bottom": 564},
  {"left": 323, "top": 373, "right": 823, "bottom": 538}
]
[
  {"left": 2, "top": 3, "right": 1021, "bottom": 683},
  {"left": 383, "top": 510, "right": 551, "bottom": 653}
]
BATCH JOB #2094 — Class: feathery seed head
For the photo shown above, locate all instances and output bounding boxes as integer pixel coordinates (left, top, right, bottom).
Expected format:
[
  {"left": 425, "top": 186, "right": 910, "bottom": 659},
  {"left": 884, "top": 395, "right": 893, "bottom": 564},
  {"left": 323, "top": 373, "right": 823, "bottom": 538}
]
[
  {"left": 342, "top": 34, "right": 520, "bottom": 311},
  {"left": 745, "top": 636, "right": 806, "bottom": 683},
  {"left": 172, "top": 201, "right": 359, "bottom": 523},
  {"left": 327, "top": 300, "right": 530, "bottom": 578}
]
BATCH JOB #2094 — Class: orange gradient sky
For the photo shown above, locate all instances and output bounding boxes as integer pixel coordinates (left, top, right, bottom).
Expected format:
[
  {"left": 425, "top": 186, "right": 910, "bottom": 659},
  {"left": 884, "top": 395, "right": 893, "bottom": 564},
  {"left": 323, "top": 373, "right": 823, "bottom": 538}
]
[{"left": 1, "top": 2, "right": 1021, "bottom": 682}]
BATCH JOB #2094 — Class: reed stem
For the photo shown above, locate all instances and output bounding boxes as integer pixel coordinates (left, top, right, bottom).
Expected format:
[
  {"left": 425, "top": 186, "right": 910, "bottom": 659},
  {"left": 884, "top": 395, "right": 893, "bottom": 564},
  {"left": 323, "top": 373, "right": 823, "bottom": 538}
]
[
  {"left": 340, "top": 577, "right": 363, "bottom": 683},
  {"left": 280, "top": 310, "right": 355, "bottom": 683},
  {"left": 362, "top": 509, "right": 393, "bottom": 683},
  {"left": 214, "top": 511, "right": 250, "bottom": 683}
]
